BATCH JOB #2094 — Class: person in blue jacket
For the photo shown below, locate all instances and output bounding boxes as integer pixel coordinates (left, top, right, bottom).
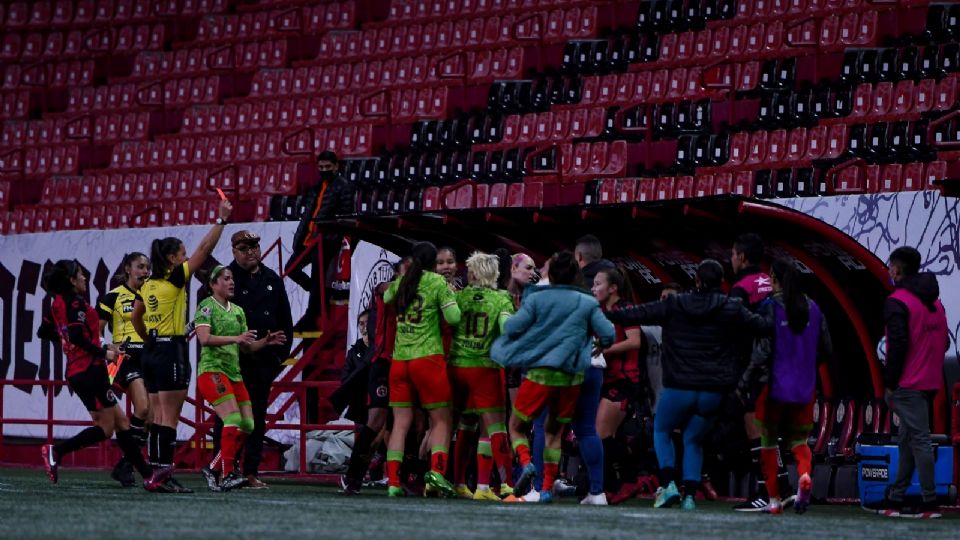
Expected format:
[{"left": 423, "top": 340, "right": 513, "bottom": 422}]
[{"left": 491, "top": 250, "right": 616, "bottom": 503}]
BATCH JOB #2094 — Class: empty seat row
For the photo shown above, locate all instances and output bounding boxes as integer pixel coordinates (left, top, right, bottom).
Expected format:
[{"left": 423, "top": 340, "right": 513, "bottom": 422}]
[
  {"left": 585, "top": 173, "right": 757, "bottom": 205},
  {"left": 707, "top": 0, "right": 888, "bottom": 29},
  {"left": 0, "top": 145, "right": 82, "bottom": 177},
  {"left": 0, "top": 24, "right": 165, "bottom": 62},
  {"left": 2, "top": 60, "right": 95, "bottom": 90},
  {"left": 474, "top": 107, "right": 607, "bottom": 150},
  {"left": 840, "top": 44, "right": 960, "bottom": 85},
  {"left": 380, "top": 0, "right": 590, "bottom": 26},
  {"left": 316, "top": 6, "right": 594, "bottom": 62},
  {"left": 0, "top": 90, "right": 30, "bottom": 120},
  {"left": 708, "top": 124, "right": 849, "bottom": 169},
  {"left": 1, "top": 112, "right": 155, "bottom": 146},
  {"left": 1, "top": 0, "right": 227, "bottom": 30},
  {"left": 524, "top": 140, "right": 629, "bottom": 181},
  {"left": 66, "top": 76, "right": 222, "bottom": 112},
  {"left": 825, "top": 160, "right": 948, "bottom": 195},
  {"left": 193, "top": 2, "right": 354, "bottom": 45},
  {"left": 832, "top": 77, "right": 958, "bottom": 123},
  {"left": 130, "top": 40, "right": 288, "bottom": 80},
  {"left": 0, "top": 198, "right": 228, "bottom": 234},
  {"left": 575, "top": 64, "right": 754, "bottom": 109}
]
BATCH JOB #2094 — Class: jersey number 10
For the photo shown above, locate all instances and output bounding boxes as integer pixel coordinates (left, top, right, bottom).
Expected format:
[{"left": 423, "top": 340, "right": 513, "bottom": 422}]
[{"left": 463, "top": 312, "right": 490, "bottom": 339}]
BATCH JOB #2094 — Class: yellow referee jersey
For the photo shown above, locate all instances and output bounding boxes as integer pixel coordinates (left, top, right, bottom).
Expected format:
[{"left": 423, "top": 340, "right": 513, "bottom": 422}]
[
  {"left": 140, "top": 262, "right": 191, "bottom": 337},
  {"left": 96, "top": 284, "right": 144, "bottom": 344}
]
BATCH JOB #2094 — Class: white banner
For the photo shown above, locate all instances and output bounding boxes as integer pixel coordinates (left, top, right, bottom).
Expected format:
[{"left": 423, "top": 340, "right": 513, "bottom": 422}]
[
  {"left": 0, "top": 222, "right": 309, "bottom": 440},
  {"left": 346, "top": 241, "right": 400, "bottom": 350}
]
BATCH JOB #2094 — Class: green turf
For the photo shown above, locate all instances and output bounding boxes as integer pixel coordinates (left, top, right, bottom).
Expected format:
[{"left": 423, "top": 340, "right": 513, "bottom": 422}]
[{"left": 0, "top": 468, "right": 953, "bottom": 539}]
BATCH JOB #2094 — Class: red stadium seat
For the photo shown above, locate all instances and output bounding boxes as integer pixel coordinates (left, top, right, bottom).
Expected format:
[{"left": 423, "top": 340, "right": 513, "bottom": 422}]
[{"left": 734, "top": 170, "right": 754, "bottom": 196}]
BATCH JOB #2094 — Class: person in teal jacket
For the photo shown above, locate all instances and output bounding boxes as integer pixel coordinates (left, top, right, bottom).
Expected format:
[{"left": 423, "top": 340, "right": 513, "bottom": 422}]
[{"left": 490, "top": 250, "right": 616, "bottom": 502}]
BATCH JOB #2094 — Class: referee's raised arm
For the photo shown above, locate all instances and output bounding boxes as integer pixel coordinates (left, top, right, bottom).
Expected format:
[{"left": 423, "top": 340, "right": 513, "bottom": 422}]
[{"left": 187, "top": 199, "right": 233, "bottom": 275}]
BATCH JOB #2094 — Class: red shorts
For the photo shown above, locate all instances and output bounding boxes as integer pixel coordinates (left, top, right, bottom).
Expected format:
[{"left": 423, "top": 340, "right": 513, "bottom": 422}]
[
  {"left": 512, "top": 379, "right": 581, "bottom": 424},
  {"left": 449, "top": 366, "right": 506, "bottom": 415},
  {"left": 389, "top": 355, "right": 452, "bottom": 410},
  {"left": 754, "top": 386, "right": 814, "bottom": 426},
  {"left": 198, "top": 372, "right": 250, "bottom": 407}
]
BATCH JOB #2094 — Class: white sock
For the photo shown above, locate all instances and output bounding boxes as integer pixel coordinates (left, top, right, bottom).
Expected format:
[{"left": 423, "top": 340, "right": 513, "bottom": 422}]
[{"left": 477, "top": 484, "right": 489, "bottom": 491}]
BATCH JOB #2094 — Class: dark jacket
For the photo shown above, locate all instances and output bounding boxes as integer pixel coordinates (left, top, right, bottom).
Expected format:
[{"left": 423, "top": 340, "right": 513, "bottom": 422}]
[
  {"left": 292, "top": 174, "right": 356, "bottom": 249},
  {"left": 606, "top": 288, "right": 772, "bottom": 392},
  {"left": 883, "top": 272, "right": 948, "bottom": 390},
  {"left": 581, "top": 258, "right": 616, "bottom": 288},
  {"left": 330, "top": 338, "right": 371, "bottom": 423},
  {"left": 228, "top": 261, "right": 294, "bottom": 364},
  {"left": 738, "top": 293, "right": 833, "bottom": 404}
]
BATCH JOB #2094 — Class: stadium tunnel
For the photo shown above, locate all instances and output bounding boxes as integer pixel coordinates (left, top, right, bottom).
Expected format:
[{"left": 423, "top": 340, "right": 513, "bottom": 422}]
[{"left": 318, "top": 195, "right": 955, "bottom": 437}]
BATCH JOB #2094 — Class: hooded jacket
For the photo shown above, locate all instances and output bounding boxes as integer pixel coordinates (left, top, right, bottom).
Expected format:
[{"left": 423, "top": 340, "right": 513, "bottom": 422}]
[
  {"left": 606, "top": 288, "right": 772, "bottom": 392},
  {"left": 490, "top": 284, "right": 615, "bottom": 375},
  {"left": 883, "top": 272, "right": 949, "bottom": 391}
]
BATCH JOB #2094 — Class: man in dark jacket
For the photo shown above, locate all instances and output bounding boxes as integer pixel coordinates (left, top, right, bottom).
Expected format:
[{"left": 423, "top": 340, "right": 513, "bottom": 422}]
[
  {"left": 208, "top": 230, "right": 294, "bottom": 489},
  {"left": 576, "top": 234, "right": 615, "bottom": 287},
  {"left": 606, "top": 259, "right": 772, "bottom": 511},
  {"left": 288, "top": 151, "right": 356, "bottom": 330},
  {"left": 869, "top": 246, "right": 949, "bottom": 519}
]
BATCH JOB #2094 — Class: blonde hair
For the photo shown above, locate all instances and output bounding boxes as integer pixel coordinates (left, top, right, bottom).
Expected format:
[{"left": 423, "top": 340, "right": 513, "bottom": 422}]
[{"left": 466, "top": 252, "right": 500, "bottom": 289}]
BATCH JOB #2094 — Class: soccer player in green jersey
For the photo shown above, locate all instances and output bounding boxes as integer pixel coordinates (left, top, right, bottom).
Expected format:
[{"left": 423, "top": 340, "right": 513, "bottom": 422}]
[
  {"left": 383, "top": 242, "right": 461, "bottom": 497},
  {"left": 448, "top": 252, "right": 517, "bottom": 502},
  {"left": 194, "top": 266, "right": 286, "bottom": 491}
]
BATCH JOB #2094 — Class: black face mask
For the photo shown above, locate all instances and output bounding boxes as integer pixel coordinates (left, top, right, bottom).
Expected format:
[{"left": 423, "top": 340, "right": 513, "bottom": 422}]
[{"left": 319, "top": 170, "right": 336, "bottom": 182}]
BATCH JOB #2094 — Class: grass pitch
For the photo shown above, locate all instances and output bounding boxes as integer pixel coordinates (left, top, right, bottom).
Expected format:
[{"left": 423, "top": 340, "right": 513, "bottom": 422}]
[{"left": 0, "top": 468, "right": 953, "bottom": 540}]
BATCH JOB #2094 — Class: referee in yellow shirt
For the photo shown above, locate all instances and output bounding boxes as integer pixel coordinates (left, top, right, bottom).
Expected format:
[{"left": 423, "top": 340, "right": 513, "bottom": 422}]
[{"left": 132, "top": 198, "right": 232, "bottom": 493}]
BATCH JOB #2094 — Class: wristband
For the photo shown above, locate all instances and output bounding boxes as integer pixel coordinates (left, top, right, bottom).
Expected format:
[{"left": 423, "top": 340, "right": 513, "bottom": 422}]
[{"left": 215, "top": 217, "right": 228, "bottom": 225}]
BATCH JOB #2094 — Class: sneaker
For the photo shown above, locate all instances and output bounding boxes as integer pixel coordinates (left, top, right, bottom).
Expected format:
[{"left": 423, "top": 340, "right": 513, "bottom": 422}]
[
  {"left": 554, "top": 478, "right": 577, "bottom": 497},
  {"left": 794, "top": 473, "right": 812, "bottom": 514},
  {"left": 699, "top": 475, "right": 718, "bottom": 501},
  {"left": 540, "top": 490, "right": 554, "bottom": 504},
  {"left": 502, "top": 494, "right": 523, "bottom": 503},
  {"left": 423, "top": 471, "right": 456, "bottom": 498},
  {"left": 863, "top": 498, "right": 904, "bottom": 518},
  {"left": 499, "top": 484, "right": 514, "bottom": 497},
  {"left": 111, "top": 458, "right": 135, "bottom": 488},
  {"left": 607, "top": 482, "right": 640, "bottom": 505},
  {"left": 387, "top": 486, "right": 405, "bottom": 497},
  {"left": 220, "top": 471, "right": 248, "bottom": 492},
  {"left": 166, "top": 477, "right": 194, "bottom": 494},
  {"left": 900, "top": 501, "right": 942, "bottom": 519},
  {"left": 581, "top": 493, "right": 608, "bottom": 506},
  {"left": 245, "top": 476, "right": 269, "bottom": 490},
  {"left": 340, "top": 475, "right": 362, "bottom": 496},
  {"left": 761, "top": 500, "right": 783, "bottom": 514},
  {"left": 513, "top": 463, "right": 537, "bottom": 495},
  {"left": 680, "top": 495, "right": 696, "bottom": 511},
  {"left": 201, "top": 466, "right": 221, "bottom": 492},
  {"left": 473, "top": 487, "right": 501, "bottom": 502},
  {"left": 733, "top": 497, "right": 769, "bottom": 512},
  {"left": 454, "top": 484, "right": 475, "bottom": 499},
  {"left": 522, "top": 489, "right": 541, "bottom": 503},
  {"left": 143, "top": 465, "right": 175, "bottom": 492},
  {"left": 41, "top": 445, "right": 58, "bottom": 484},
  {"left": 653, "top": 481, "right": 681, "bottom": 509}
]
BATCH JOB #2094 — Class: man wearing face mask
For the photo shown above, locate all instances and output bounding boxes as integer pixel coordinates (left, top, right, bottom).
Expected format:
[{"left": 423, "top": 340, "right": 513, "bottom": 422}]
[{"left": 288, "top": 151, "right": 356, "bottom": 330}]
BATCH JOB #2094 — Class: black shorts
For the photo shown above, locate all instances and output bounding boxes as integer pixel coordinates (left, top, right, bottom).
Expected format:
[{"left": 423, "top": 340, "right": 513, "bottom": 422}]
[
  {"left": 367, "top": 358, "right": 390, "bottom": 409},
  {"left": 142, "top": 338, "right": 191, "bottom": 393},
  {"left": 68, "top": 363, "right": 119, "bottom": 412},
  {"left": 601, "top": 378, "right": 640, "bottom": 406},
  {"left": 113, "top": 345, "right": 144, "bottom": 389}
]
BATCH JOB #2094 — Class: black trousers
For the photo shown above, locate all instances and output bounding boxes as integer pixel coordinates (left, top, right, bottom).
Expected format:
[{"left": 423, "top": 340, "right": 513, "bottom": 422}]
[{"left": 211, "top": 354, "right": 282, "bottom": 476}]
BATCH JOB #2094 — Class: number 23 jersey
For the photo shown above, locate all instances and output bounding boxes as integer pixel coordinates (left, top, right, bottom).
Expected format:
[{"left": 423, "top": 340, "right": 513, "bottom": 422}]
[
  {"left": 448, "top": 287, "right": 515, "bottom": 369},
  {"left": 387, "top": 271, "right": 456, "bottom": 361}
]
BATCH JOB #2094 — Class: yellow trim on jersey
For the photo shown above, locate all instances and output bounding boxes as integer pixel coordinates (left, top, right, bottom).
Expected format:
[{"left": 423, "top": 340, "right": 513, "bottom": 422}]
[
  {"left": 140, "top": 262, "right": 191, "bottom": 336},
  {"left": 99, "top": 284, "right": 144, "bottom": 344}
]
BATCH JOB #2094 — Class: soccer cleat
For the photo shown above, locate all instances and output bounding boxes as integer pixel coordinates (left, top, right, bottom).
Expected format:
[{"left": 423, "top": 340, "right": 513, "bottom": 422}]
[
  {"left": 540, "top": 490, "right": 554, "bottom": 504},
  {"left": 762, "top": 500, "right": 783, "bottom": 514},
  {"left": 794, "top": 473, "right": 812, "bottom": 514},
  {"left": 424, "top": 471, "right": 456, "bottom": 498},
  {"left": 42, "top": 445, "right": 59, "bottom": 484},
  {"left": 501, "top": 494, "right": 523, "bottom": 503},
  {"left": 143, "top": 465, "right": 175, "bottom": 492},
  {"left": 499, "top": 484, "right": 514, "bottom": 497},
  {"left": 862, "top": 498, "right": 903, "bottom": 518},
  {"left": 111, "top": 458, "right": 135, "bottom": 488},
  {"left": 245, "top": 476, "right": 269, "bottom": 490},
  {"left": 513, "top": 463, "right": 537, "bottom": 495},
  {"left": 580, "top": 493, "right": 608, "bottom": 506},
  {"left": 554, "top": 478, "right": 577, "bottom": 497},
  {"left": 473, "top": 487, "right": 501, "bottom": 502},
  {"left": 201, "top": 466, "right": 221, "bottom": 492},
  {"left": 387, "top": 486, "right": 405, "bottom": 497},
  {"left": 681, "top": 495, "right": 696, "bottom": 511},
  {"left": 454, "top": 484, "right": 475, "bottom": 499},
  {"left": 733, "top": 496, "right": 769, "bottom": 512},
  {"left": 607, "top": 482, "right": 640, "bottom": 505},
  {"left": 220, "top": 471, "right": 247, "bottom": 492},
  {"left": 521, "top": 489, "right": 541, "bottom": 503},
  {"left": 340, "top": 475, "right": 361, "bottom": 496},
  {"left": 653, "top": 481, "right": 681, "bottom": 509},
  {"left": 167, "top": 477, "right": 194, "bottom": 494},
  {"left": 899, "top": 501, "right": 942, "bottom": 519}
]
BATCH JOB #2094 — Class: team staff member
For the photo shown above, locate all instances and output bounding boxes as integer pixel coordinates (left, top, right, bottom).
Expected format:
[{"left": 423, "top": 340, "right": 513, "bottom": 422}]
[
  {"left": 196, "top": 266, "right": 287, "bottom": 492},
  {"left": 383, "top": 242, "right": 461, "bottom": 498},
  {"left": 38, "top": 260, "right": 153, "bottom": 487},
  {"left": 132, "top": 198, "right": 233, "bottom": 493},
  {"left": 223, "top": 230, "right": 293, "bottom": 489},
  {"left": 97, "top": 252, "right": 152, "bottom": 487}
]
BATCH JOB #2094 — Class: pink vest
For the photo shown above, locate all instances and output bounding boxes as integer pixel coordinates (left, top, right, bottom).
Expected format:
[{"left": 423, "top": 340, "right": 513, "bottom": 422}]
[
  {"left": 887, "top": 288, "right": 948, "bottom": 391},
  {"left": 733, "top": 272, "right": 773, "bottom": 307}
]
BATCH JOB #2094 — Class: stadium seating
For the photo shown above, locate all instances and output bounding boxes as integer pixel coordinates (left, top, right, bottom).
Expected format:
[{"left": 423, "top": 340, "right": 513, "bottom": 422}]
[{"left": 0, "top": 0, "right": 958, "bottom": 232}]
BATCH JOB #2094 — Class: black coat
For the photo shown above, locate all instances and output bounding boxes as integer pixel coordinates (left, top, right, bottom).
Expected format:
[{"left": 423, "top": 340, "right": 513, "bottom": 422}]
[
  {"left": 292, "top": 175, "right": 355, "bottom": 249},
  {"left": 330, "top": 339, "right": 370, "bottom": 423},
  {"left": 606, "top": 288, "right": 772, "bottom": 392},
  {"left": 228, "top": 261, "right": 294, "bottom": 365}
]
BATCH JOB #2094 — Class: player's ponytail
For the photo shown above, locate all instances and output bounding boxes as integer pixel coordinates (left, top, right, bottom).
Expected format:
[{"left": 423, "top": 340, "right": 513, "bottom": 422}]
[
  {"left": 396, "top": 241, "right": 437, "bottom": 313},
  {"left": 150, "top": 237, "right": 182, "bottom": 279},
  {"left": 771, "top": 258, "right": 809, "bottom": 333}
]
